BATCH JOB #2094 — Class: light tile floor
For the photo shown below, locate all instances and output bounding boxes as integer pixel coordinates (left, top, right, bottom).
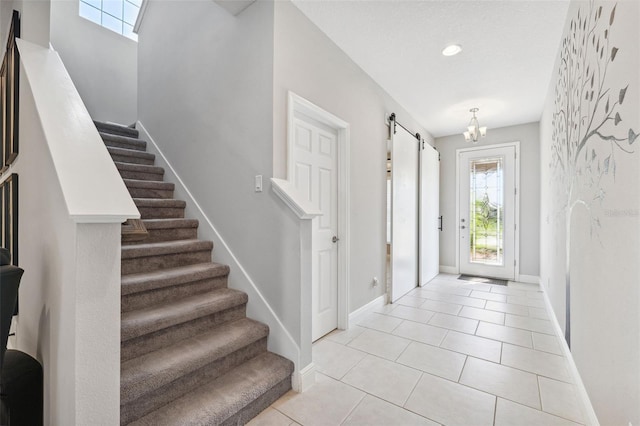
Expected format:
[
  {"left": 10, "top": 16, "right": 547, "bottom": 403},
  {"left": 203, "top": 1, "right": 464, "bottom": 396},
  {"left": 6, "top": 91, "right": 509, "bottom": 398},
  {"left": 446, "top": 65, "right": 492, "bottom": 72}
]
[{"left": 249, "top": 274, "right": 587, "bottom": 426}]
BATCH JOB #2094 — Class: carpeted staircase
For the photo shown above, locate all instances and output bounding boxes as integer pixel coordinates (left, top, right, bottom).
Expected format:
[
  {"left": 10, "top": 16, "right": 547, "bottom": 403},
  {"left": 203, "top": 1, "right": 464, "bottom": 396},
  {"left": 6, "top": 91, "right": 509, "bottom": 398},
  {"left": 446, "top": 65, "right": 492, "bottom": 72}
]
[{"left": 95, "top": 121, "right": 294, "bottom": 425}]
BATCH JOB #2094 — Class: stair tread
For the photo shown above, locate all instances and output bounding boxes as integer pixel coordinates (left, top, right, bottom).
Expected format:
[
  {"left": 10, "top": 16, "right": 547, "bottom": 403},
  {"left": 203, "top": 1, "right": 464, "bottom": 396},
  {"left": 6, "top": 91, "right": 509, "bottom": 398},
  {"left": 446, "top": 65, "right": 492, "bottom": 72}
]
[
  {"left": 121, "top": 262, "right": 229, "bottom": 296},
  {"left": 124, "top": 179, "right": 175, "bottom": 190},
  {"left": 121, "top": 239, "right": 213, "bottom": 259},
  {"left": 95, "top": 120, "right": 139, "bottom": 138},
  {"left": 121, "top": 318, "right": 269, "bottom": 404},
  {"left": 133, "top": 198, "right": 186, "bottom": 208},
  {"left": 122, "top": 288, "right": 248, "bottom": 342},
  {"left": 107, "top": 146, "right": 155, "bottom": 160},
  {"left": 115, "top": 161, "right": 164, "bottom": 173},
  {"left": 142, "top": 218, "right": 198, "bottom": 229},
  {"left": 98, "top": 131, "right": 147, "bottom": 151},
  {"left": 130, "top": 352, "right": 293, "bottom": 426}
]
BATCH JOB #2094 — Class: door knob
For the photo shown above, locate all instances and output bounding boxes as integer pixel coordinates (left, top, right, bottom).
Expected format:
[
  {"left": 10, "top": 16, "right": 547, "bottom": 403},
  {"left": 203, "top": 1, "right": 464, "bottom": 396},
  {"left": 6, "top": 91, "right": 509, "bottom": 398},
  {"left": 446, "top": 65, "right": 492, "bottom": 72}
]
[
  {"left": 461, "top": 225, "right": 466, "bottom": 229},
  {"left": 332, "top": 236, "right": 340, "bottom": 243}
]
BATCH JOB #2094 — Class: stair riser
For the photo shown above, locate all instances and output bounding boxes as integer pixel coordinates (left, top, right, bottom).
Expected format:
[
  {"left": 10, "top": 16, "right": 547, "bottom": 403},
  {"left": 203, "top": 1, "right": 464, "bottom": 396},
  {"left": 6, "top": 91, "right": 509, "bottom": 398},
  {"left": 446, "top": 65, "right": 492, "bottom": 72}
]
[
  {"left": 122, "top": 226, "right": 198, "bottom": 245},
  {"left": 104, "top": 139, "right": 147, "bottom": 152},
  {"left": 110, "top": 153, "right": 155, "bottom": 166},
  {"left": 126, "top": 187, "right": 174, "bottom": 199},
  {"left": 122, "top": 276, "right": 228, "bottom": 313},
  {"left": 121, "top": 338, "right": 267, "bottom": 424},
  {"left": 137, "top": 206, "right": 185, "bottom": 220},
  {"left": 122, "top": 250, "right": 211, "bottom": 275},
  {"left": 96, "top": 122, "right": 139, "bottom": 138},
  {"left": 118, "top": 170, "right": 164, "bottom": 181},
  {"left": 220, "top": 376, "right": 292, "bottom": 426},
  {"left": 121, "top": 305, "right": 246, "bottom": 362}
]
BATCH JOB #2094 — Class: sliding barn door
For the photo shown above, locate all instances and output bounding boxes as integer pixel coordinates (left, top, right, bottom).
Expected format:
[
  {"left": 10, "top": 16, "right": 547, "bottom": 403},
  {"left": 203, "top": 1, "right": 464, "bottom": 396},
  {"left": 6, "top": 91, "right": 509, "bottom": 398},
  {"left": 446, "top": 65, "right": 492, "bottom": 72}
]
[
  {"left": 390, "top": 127, "right": 419, "bottom": 302},
  {"left": 420, "top": 145, "right": 440, "bottom": 284}
]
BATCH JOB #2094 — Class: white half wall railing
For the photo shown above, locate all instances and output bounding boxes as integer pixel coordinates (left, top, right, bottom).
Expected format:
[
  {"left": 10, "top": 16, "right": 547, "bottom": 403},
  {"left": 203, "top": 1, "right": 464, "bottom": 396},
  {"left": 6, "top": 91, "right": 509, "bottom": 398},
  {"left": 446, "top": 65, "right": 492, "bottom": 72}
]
[
  {"left": 13, "top": 38, "right": 139, "bottom": 425},
  {"left": 271, "top": 177, "right": 321, "bottom": 391}
]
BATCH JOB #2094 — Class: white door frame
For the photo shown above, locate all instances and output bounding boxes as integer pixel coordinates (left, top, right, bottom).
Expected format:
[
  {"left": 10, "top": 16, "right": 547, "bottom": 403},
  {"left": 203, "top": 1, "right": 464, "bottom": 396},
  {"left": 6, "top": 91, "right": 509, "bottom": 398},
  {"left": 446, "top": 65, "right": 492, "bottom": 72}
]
[
  {"left": 287, "top": 92, "right": 351, "bottom": 332},
  {"left": 455, "top": 142, "right": 520, "bottom": 281}
]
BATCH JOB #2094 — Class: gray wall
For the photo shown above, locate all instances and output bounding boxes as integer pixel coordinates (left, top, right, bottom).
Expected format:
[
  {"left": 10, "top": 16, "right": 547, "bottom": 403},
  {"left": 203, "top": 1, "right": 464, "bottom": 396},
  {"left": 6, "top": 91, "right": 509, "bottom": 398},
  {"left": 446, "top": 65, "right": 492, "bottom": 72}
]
[
  {"left": 274, "top": 0, "right": 431, "bottom": 312},
  {"left": 435, "top": 122, "right": 540, "bottom": 278},
  {"left": 540, "top": 0, "right": 640, "bottom": 423},
  {"left": 50, "top": 0, "right": 137, "bottom": 124},
  {"left": 0, "top": 1, "right": 14, "bottom": 43},
  {"left": 138, "top": 0, "right": 433, "bottom": 365},
  {"left": 1, "top": 0, "right": 50, "bottom": 48},
  {"left": 137, "top": 1, "right": 304, "bottom": 346}
]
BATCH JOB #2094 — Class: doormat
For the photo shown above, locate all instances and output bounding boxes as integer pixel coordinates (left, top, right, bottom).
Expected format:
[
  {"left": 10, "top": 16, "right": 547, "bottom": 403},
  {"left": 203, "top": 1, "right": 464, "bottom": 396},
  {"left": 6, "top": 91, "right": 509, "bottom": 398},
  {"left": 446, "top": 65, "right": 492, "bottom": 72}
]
[{"left": 458, "top": 274, "right": 508, "bottom": 286}]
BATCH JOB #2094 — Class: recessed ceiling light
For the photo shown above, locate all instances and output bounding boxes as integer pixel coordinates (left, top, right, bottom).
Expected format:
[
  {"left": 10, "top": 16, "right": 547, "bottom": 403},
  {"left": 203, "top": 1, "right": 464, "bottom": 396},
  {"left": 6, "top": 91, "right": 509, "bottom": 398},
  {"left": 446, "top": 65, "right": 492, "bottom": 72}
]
[{"left": 442, "top": 44, "right": 462, "bottom": 57}]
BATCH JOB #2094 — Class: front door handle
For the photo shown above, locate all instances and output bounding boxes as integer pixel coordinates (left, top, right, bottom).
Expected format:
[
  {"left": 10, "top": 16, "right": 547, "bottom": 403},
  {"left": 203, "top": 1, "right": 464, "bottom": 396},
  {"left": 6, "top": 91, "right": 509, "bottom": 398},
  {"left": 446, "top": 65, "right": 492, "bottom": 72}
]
[{"left": 332, "top": 236, "right": 340, "bottom": 243}]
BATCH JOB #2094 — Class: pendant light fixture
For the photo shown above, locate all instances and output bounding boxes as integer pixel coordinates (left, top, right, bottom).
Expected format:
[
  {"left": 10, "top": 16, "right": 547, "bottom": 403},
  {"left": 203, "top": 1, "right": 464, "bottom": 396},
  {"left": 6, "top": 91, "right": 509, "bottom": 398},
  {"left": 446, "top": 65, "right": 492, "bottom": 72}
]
[{"left": 463, "top": 108, "right": 487, "bottom": 143}]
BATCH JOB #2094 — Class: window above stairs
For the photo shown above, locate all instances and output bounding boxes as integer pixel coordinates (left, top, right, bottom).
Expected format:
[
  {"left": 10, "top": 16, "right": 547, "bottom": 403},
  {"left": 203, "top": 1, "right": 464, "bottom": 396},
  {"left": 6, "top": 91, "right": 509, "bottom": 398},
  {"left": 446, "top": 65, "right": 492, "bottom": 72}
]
[{"left": 79, "top": 0, "right": 141, "bottom": 41}]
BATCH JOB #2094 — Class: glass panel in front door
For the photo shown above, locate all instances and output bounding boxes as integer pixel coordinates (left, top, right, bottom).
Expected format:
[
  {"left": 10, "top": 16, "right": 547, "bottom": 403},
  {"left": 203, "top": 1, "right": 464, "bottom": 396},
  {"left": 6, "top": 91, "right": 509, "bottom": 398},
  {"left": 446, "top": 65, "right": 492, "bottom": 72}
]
[{"left": 469, "top": 157, "right": 503, "bottom": 266}]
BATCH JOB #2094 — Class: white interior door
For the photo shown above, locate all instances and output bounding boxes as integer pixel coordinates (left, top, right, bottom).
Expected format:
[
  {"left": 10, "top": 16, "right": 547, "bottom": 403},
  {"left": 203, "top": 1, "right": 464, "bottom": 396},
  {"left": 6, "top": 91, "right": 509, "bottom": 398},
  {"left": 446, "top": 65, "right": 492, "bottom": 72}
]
[
  {"left": 420, "top": 145, "right": 440, "bottom": 285},
  {"left": 390, "top": 127, "right": 419, "bottom": 302},
  {"left": 458, "top": 146, "right": 516, "bottom": 280},
  {"left": 292, "top": 113, "right": 339, "bottom": 341}
]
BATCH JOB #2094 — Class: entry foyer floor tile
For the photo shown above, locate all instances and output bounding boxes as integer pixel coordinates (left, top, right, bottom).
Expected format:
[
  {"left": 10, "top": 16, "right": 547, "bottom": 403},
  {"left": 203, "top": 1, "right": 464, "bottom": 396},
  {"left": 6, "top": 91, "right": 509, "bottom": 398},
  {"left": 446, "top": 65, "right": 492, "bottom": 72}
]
[{"left": 258, "top": 275, "right": 590, "bottom": 426}]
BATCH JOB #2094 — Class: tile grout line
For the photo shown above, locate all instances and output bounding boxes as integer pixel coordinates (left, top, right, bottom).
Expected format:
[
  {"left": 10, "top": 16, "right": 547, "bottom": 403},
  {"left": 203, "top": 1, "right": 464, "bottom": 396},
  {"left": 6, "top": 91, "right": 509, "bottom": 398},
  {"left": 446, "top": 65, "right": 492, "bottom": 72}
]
[
  {"left": 336, "top": 390, "right": 366, "bottom": 425},
  {"left": 456, "top": 355, "right": 469, "bottom": 383},
  {"left": 271, "top": 407, "right": 300, "bottom": 426}
]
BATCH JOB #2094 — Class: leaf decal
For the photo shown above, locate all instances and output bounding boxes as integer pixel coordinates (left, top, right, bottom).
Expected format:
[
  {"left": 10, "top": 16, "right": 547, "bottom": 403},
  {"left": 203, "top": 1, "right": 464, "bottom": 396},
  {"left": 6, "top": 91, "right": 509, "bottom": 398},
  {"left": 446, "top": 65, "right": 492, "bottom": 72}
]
[
  {"left": 610, "top": 4, "right": 616, "bottom": 25},
  {"left": 630, "top": 129, "right": 639, "bottom": 145},
  {"left": 615, "top": 112, "right": 621, "bottom": 125},
  {"left": 592, "top": 149, "right": 596, "bottom": 160},
  {"left": 598, "top": 5, "right": 602, "bottom": 18},
  {"left": 611, "top": 47, "right": 619, "bottom": 61},
  {"left": 603, "top": 156, "right": 610, "bottom": 173},
  {"left": 604, "top": 29, "right": 608, "bottom": 39},
  {"left": 619, "top": 85, "right": 628, "bottom": 104},
  {"left": 605, "top": 99, "right": 610, "bottom": 114}
]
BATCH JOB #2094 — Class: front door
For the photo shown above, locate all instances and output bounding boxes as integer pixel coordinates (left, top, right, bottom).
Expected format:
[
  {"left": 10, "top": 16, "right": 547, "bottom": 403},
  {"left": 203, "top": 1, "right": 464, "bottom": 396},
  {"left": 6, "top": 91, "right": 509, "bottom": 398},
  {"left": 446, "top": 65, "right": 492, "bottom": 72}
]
[
  {"left": 458, "top": 145, "right": 517, "bottom": 280},
  {"left": 292, "top": 112, "right": 339, "bottom": 341}
]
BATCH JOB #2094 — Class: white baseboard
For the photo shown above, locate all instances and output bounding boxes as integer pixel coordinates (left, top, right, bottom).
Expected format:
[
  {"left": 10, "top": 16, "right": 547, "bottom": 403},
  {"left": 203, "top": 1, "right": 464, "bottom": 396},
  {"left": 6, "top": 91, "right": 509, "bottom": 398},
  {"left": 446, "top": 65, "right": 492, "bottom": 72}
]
[
  {"left": 540, "top": 288, "right": 600, "bottom": 426},
  {"left": 349, "top": 295, "right": 386, "bottom": 325},
  {"left": 136, "top": 121, "right": 302, "bottom": 371},
  {"left": 439, "top": 265, "right": 458, "bottom": 275},
  {"left": 292, "top": 362, "right": 316, "bottom": 393},
  {"left": 517, "top": 274, "right": 540, "bottom": 285}
]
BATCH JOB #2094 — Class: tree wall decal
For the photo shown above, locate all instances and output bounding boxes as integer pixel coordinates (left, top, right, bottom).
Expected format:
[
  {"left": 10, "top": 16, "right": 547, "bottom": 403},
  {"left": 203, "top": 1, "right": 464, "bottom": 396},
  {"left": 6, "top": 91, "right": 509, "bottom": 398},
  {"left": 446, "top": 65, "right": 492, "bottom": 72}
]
[{"left": 550, "top": 1, "right": 638, "bottom": 347}]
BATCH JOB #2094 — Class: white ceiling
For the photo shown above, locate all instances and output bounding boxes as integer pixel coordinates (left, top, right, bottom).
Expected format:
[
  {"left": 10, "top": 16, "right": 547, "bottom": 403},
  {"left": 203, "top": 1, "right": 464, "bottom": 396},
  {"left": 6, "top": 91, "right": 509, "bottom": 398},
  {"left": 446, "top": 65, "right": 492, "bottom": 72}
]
[{"left": 290, "top": 0, "right": 570, "bottom": 138}]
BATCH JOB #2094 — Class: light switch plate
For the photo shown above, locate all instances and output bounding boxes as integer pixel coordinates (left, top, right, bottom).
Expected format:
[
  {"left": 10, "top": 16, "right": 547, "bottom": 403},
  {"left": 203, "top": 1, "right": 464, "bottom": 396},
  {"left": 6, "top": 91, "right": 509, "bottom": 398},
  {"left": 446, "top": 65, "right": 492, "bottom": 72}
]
[{"left": 255, "top": 175, "right": 263, "bottom": 192}]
